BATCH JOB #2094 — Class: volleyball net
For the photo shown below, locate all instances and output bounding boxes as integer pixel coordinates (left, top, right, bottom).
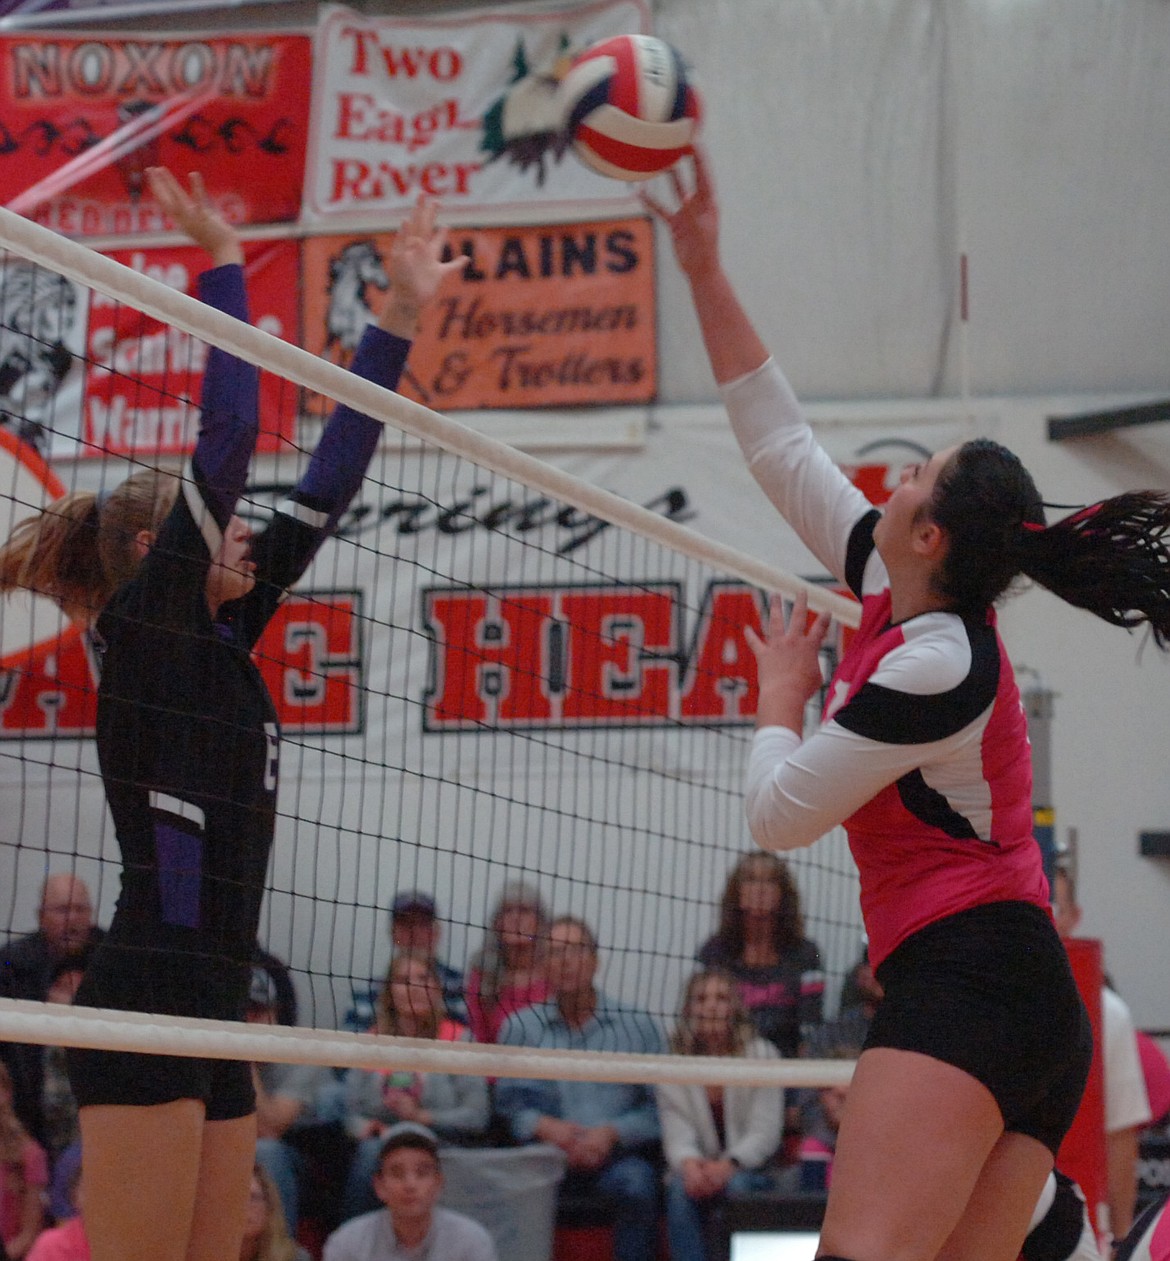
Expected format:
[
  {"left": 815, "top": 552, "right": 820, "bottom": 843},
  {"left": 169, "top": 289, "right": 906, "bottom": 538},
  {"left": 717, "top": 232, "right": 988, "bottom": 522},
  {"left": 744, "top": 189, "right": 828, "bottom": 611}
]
[{"left": 0, "top": 204, "right": 863, "bottom": 1088}]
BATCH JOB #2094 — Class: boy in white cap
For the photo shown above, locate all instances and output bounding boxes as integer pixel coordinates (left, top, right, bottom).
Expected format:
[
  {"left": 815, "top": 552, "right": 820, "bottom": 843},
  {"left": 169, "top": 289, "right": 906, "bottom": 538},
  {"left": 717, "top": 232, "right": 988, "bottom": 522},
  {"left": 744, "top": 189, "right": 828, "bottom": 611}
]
[{"left": 323, "top": 1122, "right": 496, "bottom": 1261}]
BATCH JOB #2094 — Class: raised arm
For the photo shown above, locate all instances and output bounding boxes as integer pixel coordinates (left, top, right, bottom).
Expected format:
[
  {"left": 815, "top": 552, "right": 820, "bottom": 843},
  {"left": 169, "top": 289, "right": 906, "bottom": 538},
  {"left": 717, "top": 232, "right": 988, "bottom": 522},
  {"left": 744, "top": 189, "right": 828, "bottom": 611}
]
[
  {"left": 229, "top": 198, "right": 465, "bottom": 645},
  {"left": 641, "top": 149, "right": 768, "bottom": 384},
  {"left": 287, "top": 196, "right": 466, "bottom": 538},
  {"left": 146, "top": 166, "right": 257, "bottom": 536},
  {"left": 644, "top": 151, "right": 874, "bottom": 586}
]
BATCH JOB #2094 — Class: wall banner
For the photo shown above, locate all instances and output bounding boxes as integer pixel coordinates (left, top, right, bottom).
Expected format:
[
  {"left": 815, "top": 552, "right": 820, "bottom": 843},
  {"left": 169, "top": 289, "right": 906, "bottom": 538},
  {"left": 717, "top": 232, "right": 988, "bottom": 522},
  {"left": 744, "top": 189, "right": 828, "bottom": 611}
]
[
  {"left": 302, "top": 0, "right": 650, "bottom": 224},
  {"left": 0, "top": 31, "right": 312, "bottom": 235},
  {"left": 302, "top": 216, "right": 656, "bottom": 411},
  {"left": 0, "top": 239, "right": 300, "bottom": 460}
]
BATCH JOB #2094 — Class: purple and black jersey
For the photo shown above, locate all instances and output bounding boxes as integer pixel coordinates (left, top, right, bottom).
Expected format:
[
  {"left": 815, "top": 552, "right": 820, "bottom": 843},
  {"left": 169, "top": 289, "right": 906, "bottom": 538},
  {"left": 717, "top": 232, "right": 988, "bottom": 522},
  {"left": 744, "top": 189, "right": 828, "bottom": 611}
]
[{"left": 76, "top": 263, "right": 407, "bottom": 1030}]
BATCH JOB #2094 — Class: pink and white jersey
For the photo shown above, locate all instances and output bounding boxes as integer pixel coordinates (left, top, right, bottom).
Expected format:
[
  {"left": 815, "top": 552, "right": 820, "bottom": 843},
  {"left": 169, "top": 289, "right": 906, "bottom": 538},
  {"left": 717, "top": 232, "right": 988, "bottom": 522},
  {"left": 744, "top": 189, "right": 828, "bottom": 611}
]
[{"left": 722, "top": 359, "right": 1050, "bottom": 970}]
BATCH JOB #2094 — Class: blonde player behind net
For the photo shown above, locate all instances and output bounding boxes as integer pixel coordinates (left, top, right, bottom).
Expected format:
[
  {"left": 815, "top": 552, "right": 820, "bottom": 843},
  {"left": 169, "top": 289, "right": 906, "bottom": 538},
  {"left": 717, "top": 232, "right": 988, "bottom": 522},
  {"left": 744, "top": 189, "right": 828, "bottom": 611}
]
[
  {"left": 0, "top": 174, "right": 463, "bottom": 1261},
  {"left": 643, "top": 147, "right": 1170, "bottom": 1261}
]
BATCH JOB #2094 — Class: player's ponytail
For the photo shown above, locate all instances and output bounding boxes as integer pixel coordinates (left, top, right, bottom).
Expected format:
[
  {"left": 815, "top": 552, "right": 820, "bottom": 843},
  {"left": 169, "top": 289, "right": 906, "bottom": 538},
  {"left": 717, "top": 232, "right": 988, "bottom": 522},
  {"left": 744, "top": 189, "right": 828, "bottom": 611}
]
[
  {"left": 929, "top": 438, "right": 1170, "bottom": 646},
  {"left": 1015, "top": 493, "right": 1170, "bottom": 646},
  {"left": 0, "top": 490, "right": 104, "bottom": 626},
  {"left": 0, "top": 467, "right": 178, "bottom": 626}
]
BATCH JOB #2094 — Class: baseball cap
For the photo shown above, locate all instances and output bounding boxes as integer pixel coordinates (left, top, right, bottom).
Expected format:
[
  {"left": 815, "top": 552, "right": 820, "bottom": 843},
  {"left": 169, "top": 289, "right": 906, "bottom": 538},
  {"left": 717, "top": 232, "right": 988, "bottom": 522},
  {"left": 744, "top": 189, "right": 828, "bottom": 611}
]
[
  {"left": 390, "top": 892, "right": 437, "bottom": 919},
  {"left": 379, "top": 1121, "right": 440, "bottom": 1159}
]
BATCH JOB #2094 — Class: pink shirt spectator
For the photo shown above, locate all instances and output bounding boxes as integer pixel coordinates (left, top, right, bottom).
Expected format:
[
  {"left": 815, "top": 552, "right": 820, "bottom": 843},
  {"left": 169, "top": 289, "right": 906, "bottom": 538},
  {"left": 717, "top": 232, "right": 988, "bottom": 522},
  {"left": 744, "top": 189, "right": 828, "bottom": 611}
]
[
  {"left": 27, "top": 1215, "right": 90, "bottom": 1261},
  {"left": 1, "top": 1137, "right": 49, "bottom": 1250},
  {"left": 466, "top": 973, "right": 552, "bottom": 1044},
  {"left": 1137, "top": 1031, "right": 1170, "bottom": 1127}
]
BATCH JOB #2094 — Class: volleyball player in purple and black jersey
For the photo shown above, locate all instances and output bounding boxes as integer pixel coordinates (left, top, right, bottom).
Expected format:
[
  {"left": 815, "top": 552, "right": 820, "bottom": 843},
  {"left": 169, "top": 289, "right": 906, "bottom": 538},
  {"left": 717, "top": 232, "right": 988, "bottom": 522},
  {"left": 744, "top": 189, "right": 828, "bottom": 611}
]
[
  {"left": 646, "top": 150, "right": 1170, "bottom": 1261},
  {"left": 0, "top": 169, "right": 464, "bottom": 1261}
]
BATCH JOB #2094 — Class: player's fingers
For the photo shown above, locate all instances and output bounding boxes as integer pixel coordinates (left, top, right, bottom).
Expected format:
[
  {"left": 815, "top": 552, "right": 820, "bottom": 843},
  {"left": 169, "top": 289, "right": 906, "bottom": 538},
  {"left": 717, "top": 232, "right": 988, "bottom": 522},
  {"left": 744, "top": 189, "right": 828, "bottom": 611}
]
[
  {"left": 692, "top": 144, "right": 713, "bottom": 199},
  {"left": 669, "top": 164, "right": 686, "bottom": 205},
  {"left": 786, "top": 589, "right": 809, "bottom": 636},
  {"left": 639, "top": 189, "right": 669, "bottom": 222},
  {"left": 439, "top": 246, "right": 469, "bottom": 275},
  {"left": 418, "top": 194, "right": 439, "bottom": 237},
  {"left": 768, "top": 594, "right": 789, "bottom": 637},
  {"left": 188, "top": 170, "right": 209, "bottom": 207},
  {"left": 808, "top": 610, "right": 832, "bottom": 651}
]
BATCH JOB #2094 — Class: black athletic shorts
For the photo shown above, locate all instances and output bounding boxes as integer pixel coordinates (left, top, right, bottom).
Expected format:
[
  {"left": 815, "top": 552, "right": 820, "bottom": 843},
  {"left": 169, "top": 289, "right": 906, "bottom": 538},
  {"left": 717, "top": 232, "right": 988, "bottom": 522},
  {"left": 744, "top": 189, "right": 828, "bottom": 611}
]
[
  {"left": 67, "top": 1045, "right": 255, "bottom": 1121},
  {"left": 868, "top": 900, "right": 1093, "bottom": 1155},
  {"left": 67, "top": 943, "right": 255, "bottom": 1122}
]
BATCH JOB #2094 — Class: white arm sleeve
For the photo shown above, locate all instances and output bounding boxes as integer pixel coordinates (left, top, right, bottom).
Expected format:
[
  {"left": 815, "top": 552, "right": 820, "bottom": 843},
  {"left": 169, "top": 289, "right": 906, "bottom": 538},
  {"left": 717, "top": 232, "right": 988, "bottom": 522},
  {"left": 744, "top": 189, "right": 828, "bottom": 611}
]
[
  {"left": 746, "top": 719, "right": 973, "bottom": 853},
  {"left": 720, "top": 358, "right": 878, "bottom": 588},
  {"left": 1104, "top": 988, "right": 1153, "bottom": 1133}
]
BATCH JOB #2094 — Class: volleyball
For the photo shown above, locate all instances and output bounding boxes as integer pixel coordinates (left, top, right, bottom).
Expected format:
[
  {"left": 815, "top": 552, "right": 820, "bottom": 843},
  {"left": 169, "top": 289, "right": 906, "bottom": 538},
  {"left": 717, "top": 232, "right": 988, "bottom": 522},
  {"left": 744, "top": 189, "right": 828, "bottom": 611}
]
[{"left": 560, "top": 34, "right": 702, "bottom": 182}]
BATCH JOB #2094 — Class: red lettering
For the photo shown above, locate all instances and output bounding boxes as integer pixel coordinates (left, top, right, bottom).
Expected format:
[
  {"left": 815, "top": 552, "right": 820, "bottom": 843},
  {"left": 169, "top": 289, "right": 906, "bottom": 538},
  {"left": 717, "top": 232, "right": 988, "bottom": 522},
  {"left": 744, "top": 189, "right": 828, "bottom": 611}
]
[
  {"left": 0, "top": 630, "right": 98, "bottom": 735},
  {"left": 329, "top": 158, "right": 370, "bottom": 203},
  {"left": 679, "top": 586, "right": 763, "bottom": 721},
  {"left": 341, "top": 26, "right": 379, "bottom": 75},
  {"left": 380, "top": 45, "right": 428, "bottom": 78},
  {"left": 559, "top": 590, "right": 675, "bottom": 721},
  {"left": 425, "top": 592, "right": 553, "bottom": 726},
  {"left": 254, "top": 597, "right": 361, "bottom": 733},
  {"left": 329, "top": 159, "right": 480, "bottom": 204}
]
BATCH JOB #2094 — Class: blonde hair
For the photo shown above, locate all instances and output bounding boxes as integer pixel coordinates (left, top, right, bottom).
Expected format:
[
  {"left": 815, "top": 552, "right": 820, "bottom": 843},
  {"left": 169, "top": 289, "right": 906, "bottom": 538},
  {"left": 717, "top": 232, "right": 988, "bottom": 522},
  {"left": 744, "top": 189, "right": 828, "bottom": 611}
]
[
  {"left": 241, "top": 1164, "right": 300, "bottom": 1261},
  {"left": 376, "top": 950, "right": 447, "bottom": 1038},
  {"left": 670, "top": 967, "right": 756, "bottom": 1058},
  {"left": 0, "top": 468, "right": 178, "bottom": 625}
]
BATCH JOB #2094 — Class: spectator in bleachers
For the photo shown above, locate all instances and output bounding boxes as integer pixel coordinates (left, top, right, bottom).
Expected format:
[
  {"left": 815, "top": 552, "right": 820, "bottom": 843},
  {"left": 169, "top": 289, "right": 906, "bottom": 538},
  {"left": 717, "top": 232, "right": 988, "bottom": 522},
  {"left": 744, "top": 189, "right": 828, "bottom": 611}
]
[
  {"left": 0, "top": 876, "right": 102, "bottom": 1004},
  {"left": 796, "top": 1046, "right": 855, "bottom": 1192},
  {"left": 324, "top": 1124, "right": 496, "bottom": 1261},
  {"left": 240, "top": 1165, "right": 309, "bottom": 1261},
  {"left": 26, "top": 1159, "right": 88, "bottom": 1261},
  {"left": 0, "top": 1061, "right": 46, "bottom": 1259},
  {"left": 247, "top": 970, "right": 331, "bottom": 1236},
  {"left": 465, "top": 882, "right": 551, "bottom": 1044},
  {"left": 1052, "top": 866, "right": 1151, "bottom": 1241},
  {"left": 341, "top": 952, "right": 488, "bottom": 1220},
  {"left": 26, "top": 1157, "right": 87, "bottom": 1261},
  {"left": 346, "top": 892, "right": 466, "bottom": 1033},
  {"left": 657, "top": 968, "right": 782, "bottom": 1261},
  {"left": 496, "top": 916, "right": 664, "bottom": 1261},
  {"left": 696, "top": 853, "right": 824, "bottom": 1059},
  {"left": 0, "top": 877, "right": 102, "bottom": 1147},
  {"left": 802, "top": 940, "right": 882, "bottom": 1060},
  {"left": 252, "top": 943, "right": 298, "bottom": 1029},
  {"left": 40, "top": 959, "right": 86, "bottom": 1226},
  {"left": 1136, "top": 1032, "right": 1170, "bottom": 1133}
]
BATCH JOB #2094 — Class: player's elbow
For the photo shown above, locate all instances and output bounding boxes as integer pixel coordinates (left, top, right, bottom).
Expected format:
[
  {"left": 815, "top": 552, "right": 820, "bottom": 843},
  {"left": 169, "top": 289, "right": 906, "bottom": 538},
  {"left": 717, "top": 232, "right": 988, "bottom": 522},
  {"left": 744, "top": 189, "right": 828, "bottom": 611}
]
[{"left": 744, "top": 793, "right": 820, "bottom": 853}]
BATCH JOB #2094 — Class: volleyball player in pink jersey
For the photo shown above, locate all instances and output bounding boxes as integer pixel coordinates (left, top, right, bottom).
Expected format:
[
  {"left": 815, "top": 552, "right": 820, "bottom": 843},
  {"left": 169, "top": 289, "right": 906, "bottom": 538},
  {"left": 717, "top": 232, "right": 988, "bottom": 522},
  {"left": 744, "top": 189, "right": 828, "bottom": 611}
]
[{"left": 645, "top": 150, "right": 1170, "bottom": 1261}]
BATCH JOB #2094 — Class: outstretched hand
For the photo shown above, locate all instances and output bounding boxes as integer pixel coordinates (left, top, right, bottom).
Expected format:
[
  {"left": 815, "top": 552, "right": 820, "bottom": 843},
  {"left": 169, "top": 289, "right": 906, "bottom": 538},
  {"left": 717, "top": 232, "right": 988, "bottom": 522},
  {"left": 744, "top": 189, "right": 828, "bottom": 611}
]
[
  {"left": 146, "top": 167, "right": 243, "bottom": 269},
  {"left": 639, "top": 147, "right": 720, "bottom": 282},
  {"left": 379, "top": 196, "right": 468, "bottom": 339},
  {"left": 744, "top": 590, "right": 831, "bottom": 732}
]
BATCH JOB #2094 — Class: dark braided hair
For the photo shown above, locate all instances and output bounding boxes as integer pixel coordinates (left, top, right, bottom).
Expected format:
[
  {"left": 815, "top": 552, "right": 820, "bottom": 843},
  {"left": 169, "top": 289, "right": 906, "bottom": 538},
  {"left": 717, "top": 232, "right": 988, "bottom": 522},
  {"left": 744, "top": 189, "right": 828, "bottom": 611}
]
[{"left": 928, "top": 439, "right": 1170, "bottom": 646}]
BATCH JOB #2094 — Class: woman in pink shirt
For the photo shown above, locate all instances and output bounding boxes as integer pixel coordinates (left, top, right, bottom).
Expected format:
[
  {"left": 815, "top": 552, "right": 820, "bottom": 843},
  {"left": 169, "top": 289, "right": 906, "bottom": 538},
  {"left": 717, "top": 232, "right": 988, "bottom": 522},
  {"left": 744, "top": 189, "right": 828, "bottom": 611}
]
[
  {"left": 0, "top": 1062, "right": 47, "bottom": 1260},
  {"left": 465, "top": 882, "right": 551, "bottom": 1044}
]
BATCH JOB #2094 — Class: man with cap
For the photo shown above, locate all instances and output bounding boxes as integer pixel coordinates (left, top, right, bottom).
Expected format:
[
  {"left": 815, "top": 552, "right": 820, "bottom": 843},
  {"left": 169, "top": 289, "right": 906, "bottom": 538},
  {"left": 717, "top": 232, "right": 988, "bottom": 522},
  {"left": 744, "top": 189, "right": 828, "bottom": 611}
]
[
  {"left": 322, "top": 1122, "right": 496, "bottom": 1261},
  {"left": 345, "top": 892, "right": 467, "bottom": 1033}
]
